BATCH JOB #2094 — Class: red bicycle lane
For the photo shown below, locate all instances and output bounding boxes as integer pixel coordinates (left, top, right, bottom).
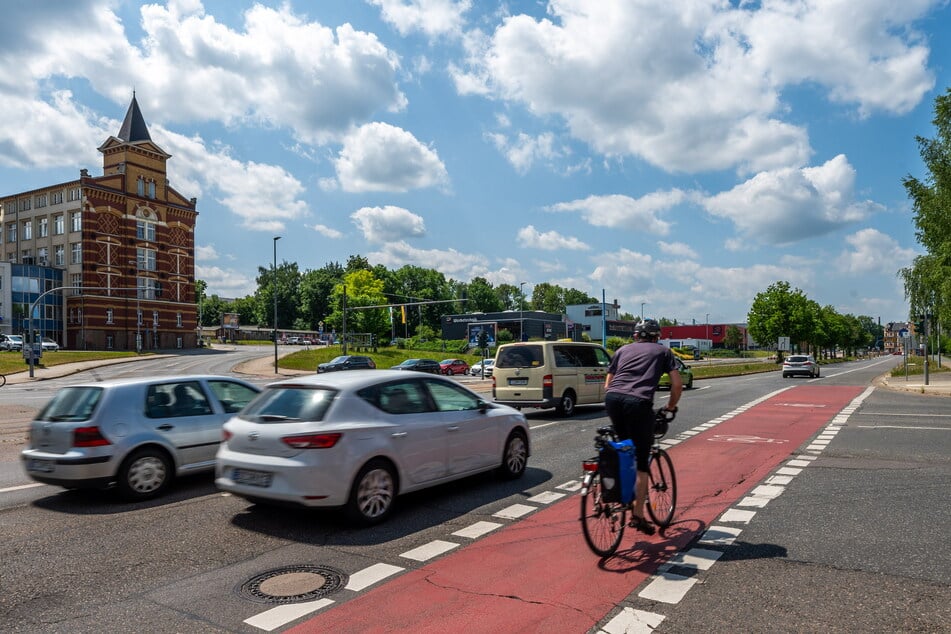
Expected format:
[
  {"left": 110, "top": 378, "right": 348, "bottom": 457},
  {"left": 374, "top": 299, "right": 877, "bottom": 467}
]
[{"left": 290, "top": 385, "right": 862, "bottom": 634}]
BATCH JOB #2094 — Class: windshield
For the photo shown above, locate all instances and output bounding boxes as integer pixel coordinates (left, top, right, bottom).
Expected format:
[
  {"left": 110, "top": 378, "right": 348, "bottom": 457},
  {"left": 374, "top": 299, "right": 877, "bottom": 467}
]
[
  {"left": 496, "top": 345, "right": 544, "bottom": 368},
  {"left": 786, "top": 356, "right": 809, "bottom": 362},
  {"left": 240, "top": 386, "right": 337, "bottom": 422},
  {"left": 36, "top": 387, "right": 103, "bottom": 422},
  {"left": 328, "top": 356, "right": 348, "bottom": 363}
]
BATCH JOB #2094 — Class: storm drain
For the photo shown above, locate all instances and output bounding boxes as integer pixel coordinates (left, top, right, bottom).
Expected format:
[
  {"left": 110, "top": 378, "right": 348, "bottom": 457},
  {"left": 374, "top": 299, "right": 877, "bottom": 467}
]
[{"left": 237, "top": 565, "right": 348, "bottom": 604}]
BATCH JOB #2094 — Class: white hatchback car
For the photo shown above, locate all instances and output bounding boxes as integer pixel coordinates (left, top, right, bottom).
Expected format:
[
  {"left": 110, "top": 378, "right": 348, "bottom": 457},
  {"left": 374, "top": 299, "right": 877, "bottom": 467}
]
[
  {"left": 782, "top": 354, "right": 820, "bottom": 378},
  {"left": 215, "top": 370, "right": 530, "bottom": 524}
]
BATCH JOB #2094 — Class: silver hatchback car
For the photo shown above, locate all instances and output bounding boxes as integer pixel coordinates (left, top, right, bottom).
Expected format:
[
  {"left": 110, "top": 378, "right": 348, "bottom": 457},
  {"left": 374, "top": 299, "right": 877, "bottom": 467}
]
[{"left": 21, "top": 375, "right": 260, "bottom": 500}]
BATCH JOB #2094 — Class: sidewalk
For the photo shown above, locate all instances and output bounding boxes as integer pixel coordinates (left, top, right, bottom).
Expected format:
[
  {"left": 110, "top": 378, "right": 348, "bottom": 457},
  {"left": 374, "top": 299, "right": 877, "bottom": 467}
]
[{"left": 873, "top": 361, "right": 951, "bottom": 396}]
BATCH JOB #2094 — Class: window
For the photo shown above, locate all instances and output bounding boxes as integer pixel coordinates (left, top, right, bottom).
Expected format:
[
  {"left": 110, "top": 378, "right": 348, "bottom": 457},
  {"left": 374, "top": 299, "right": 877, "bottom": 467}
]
[
  {"left": 207, "top": 380, "right": 260, "bottom": 413},
  {"left": 70, "top": 273, "right": 82, "bottom": 289},
  {"left": 38, "top": 247, "right": 48, "bottom": 265},
  {"left": 51, "top": 191, "right": 63, "bottom": 205},
  {"left": 149, "top": 181, "right": 156, "bottom": 198},
  {"left": 54, "top": 245, "right": 65, "bottom": 266},
  {"left": 137, "top": 247, "right": 156, "bottom": 271},
  {"left": 18, "top": 198, "right": 30, "bottom": 212},
  {"left": 152, "top": 310, "right": 159, "bottom": 326},
  {"left": 138, "top": 277, "right": 159, "bottom": 300},
  {"left": 146, "top": 381, "right": 213, "bottom": 418},
  {"left": 70, "top": 211, "right": 82, "bottom": 232},
  {"left": 363, "top": 382, "right": 431, "bottom": 415},
  {"left": 70, "top": 242, "right": 82, "bottom": 264},
  {"left": 106, "top": 308, "right": 114, "bottom": 324},
  {"left": 54, "top": 215, "right": 64, "bottom": 235},
  {"left": 38, "top": 217, "right": 48, "bottom": 238},
  {"left": 137, "top": 309, "right": 143, "bottom": 326},
  {"left": 424, "top": 379, "right": 483, "bottom": 412},
  {"left": 22, "top": 220, "right": 32, "bottom": 240},
  {"left": 5, "top": 223, "right": 14, "bottom": 243},
  {"left": 176, "top": 312, "right": 183, "bottom": 327},
  {"left": 67, "top": 187, "right": 81, "bottom": 202},
  {"left": 136, "top": 219, "right": 156, "bottom": 242},
  {"left": 137, "top": 177, "right": 145, "bottom": 197},
  {"left": 106, "top": 335, "right": 113, "bottom": 350},
  {"left": 36, "top": 194, "right": 47, "bottom": 208}
]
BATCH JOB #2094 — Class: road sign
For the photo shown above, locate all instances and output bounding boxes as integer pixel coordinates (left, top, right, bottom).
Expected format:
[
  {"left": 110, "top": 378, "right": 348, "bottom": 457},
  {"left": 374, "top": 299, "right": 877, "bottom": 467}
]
[
  {"left": 899, "top": 328, "right": 908, "bottom": 337},
  {"left": 778, "top": 336, "right": 790, "bottom": 351}
]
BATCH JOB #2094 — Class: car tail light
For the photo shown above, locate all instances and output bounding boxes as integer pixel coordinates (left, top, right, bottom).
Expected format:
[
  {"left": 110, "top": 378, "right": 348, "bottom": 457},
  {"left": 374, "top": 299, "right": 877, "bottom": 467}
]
[
  {"left": 543, "top": 374, "right": 553, "bottom": 388},
  {"left": 73, "top": 426, "right": 111, "bottom": 447},
  {"left": 222, "top": 429, "right": 233, "bottom": 442},
  {"left": 369, "top": 360, "right": 376, "bottom": 368},
  {"left": 281, "top": 432, "right": 342, "bottom": 449}
]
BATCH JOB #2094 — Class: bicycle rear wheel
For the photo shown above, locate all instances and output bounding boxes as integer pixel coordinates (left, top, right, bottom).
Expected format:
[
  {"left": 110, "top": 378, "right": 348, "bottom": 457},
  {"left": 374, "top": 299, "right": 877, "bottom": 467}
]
[
  {"left": 646, "top": 448, "right": 677, "bottom": 527},
  {"left": 580, "top": 470, "right": 627, "bottom": 557}
]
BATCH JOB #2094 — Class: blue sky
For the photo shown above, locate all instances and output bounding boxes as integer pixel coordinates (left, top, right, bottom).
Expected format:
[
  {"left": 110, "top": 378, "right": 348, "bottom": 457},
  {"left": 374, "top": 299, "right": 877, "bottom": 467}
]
[{"left": 1, "top": 0, "right": 949, "bottom": 325}]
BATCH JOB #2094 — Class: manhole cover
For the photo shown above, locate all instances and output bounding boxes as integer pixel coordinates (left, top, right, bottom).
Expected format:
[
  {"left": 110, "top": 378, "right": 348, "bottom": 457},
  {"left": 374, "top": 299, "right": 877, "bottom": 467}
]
[{"left": 237, "top": 565, "right": 348, "bottom": 604}]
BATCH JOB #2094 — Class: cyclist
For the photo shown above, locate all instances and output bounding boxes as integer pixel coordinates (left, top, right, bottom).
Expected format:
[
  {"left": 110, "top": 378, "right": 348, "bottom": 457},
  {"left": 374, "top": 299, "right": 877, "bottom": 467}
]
[{"left": 603, "top": 318, "right": 682, "bottom": 534}]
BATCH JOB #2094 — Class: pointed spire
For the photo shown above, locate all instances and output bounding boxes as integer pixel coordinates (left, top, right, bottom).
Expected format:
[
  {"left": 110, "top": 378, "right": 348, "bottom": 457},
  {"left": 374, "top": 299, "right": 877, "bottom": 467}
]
[{"left": 117, "top": 91, "right": 152, "bottom": 142}]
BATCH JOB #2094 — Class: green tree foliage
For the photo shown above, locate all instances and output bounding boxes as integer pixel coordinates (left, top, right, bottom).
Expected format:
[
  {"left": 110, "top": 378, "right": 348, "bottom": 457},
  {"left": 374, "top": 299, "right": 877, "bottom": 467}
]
[
  {"left": 463, "top": 277, "right": 505, "bottom": 313},
  {"left": 328, "top": 270, "right": 388, "bottom": 339},
  {"left": 496, "top": 283, "right": 521, "bottom": 310},
  {"left": 564, "top": 288, "right": 598, "bottom": 306},
  {"left": 254, "top": 261, "right": 300, "bottom": 329},
  {"left": 297, "top": 262, "right": 343, "bottom": 330},
  {"left": 747, "top": 281, "right": 817, "bottom": 351},
  {"left": 901, "top": 87, "right": 951, "bottom": 325},
  {"left": 723, "top": 324, "right": 744, "bottom": 351}
]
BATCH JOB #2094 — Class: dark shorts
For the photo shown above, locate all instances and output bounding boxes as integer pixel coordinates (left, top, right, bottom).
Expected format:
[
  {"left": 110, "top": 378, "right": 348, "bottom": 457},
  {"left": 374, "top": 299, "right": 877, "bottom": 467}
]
[{"left": 604, "top": 391, "right": 653, "bottom": 472}]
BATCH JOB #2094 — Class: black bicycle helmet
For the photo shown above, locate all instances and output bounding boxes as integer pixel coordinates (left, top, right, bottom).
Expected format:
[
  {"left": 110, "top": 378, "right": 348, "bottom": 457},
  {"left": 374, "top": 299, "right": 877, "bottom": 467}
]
[{"left": 634, "top": 318, "right": 661, "bottom": 340}]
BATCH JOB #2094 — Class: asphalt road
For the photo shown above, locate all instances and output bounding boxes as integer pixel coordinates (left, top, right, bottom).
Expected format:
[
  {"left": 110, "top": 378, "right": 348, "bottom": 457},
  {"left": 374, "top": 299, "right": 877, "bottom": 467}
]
[{"left": 0, "top": 351, "right": 947, "bottom": 632}]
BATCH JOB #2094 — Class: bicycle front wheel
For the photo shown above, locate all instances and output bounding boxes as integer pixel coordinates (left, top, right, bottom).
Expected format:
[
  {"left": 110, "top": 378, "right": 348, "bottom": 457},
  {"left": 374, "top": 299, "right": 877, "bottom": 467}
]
[
  {"left": 646, "top": 448, "right": 677, "bottom": 527},
  {"left": 580, "top": 471, "right": 627, "bottom": 557}
]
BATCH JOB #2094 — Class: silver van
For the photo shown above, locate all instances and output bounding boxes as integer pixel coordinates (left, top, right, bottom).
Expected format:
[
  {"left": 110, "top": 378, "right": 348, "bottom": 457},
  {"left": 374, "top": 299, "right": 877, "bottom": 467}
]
[
  {"left": 492, "top": 341, "right": 612, "bottom": 416},
  {"left": 21, "top": 375, "right": 260, "bottom": 500}
]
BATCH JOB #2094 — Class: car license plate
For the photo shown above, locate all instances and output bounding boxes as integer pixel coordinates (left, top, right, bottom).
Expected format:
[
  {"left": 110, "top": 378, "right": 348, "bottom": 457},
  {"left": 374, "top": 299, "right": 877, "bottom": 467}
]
[
  {"left": 233, "top": 468, "right": 272, "bottom": 487},
  {"left": 508, "top": 378, "right": 528, "bottom": 386},
  {"left": 27, "top": 459, "right": 54, "bottom": 473}
]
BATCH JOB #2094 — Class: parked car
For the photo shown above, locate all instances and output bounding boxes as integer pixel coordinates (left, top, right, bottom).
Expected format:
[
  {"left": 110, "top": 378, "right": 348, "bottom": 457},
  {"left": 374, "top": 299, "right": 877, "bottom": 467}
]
[
  {"left": 659, "top": 357, "right": 694, "bottom": 389},
  {"left": 21, "top": 376, "right": 261, "bottom": 500},
  {"left": 782, "top": 354, "right": 820, "bottom": 378},
  {"left": 1, "top": 334, "right": 24, "bottom": 351},
  {"left": 41, "top": 337, "right": 60, "bottom": 352},
  {"left": 469, "top": 358, "right": 495, "bottom": 377},
  {"left": 390, "top": 358, "right": 442, "bottom": 374},
  {"left": 317, "top": 355, "right": 376, "bottom": 373},
  {"left": 215, "top": 370, "right": 530, "bottom": 524},
  {"left": 439, "top": 358, "right": 470, "bottom": 376},
  {"left": 285, "top": 336, "right": 301, "bottom": 345}
]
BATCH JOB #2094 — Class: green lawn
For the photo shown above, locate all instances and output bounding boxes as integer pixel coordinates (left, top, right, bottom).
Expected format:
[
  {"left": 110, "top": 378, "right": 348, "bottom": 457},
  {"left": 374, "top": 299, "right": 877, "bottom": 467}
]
[{"left": 0, "top": 350, "right": 143, "bottom": 375}]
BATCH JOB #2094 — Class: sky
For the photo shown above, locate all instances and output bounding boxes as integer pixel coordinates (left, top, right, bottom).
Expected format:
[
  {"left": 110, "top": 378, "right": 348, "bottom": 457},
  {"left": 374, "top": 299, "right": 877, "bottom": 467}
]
[{"left": 1, "top": 0, "right": 949, "bottom": 327}]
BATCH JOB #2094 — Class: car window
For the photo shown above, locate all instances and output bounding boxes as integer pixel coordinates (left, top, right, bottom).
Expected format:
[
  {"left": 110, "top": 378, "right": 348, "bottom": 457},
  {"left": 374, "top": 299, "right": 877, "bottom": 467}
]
[
  {"left": 36, "top": 386, "right": 103, "bottom": 422},
  {"left": 424, "top": 379, "right": 483, "bottom": 412},
  {"left": 148, "top": 381, "right": 213, "bottom": 418},
  {"left": 241, "top": 387, "right": 336, "bottom": 422},
  {"left": 594, "top": 347, "right": 611, "bottom": 367},
  {"left": 787, "top": 356, "right": 808, "bottom": 363},
  {"left": 361, "top": 381, "right": 432, "bottom": 414},
  {"left": 497, "top": 345, "right": 544, "bottom": 368},
  {"left": 207, "top": 380, "right": 259, "bottom": 413}
]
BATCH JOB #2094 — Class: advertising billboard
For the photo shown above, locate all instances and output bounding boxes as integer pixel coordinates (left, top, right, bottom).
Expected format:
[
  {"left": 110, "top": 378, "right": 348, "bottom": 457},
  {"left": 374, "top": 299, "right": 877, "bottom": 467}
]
[
  {"left": 467, "top": 322, "right": 497, "bottom": 348},
  {"left": 222, "top": 312, "right": 240, "bottom": 330}
]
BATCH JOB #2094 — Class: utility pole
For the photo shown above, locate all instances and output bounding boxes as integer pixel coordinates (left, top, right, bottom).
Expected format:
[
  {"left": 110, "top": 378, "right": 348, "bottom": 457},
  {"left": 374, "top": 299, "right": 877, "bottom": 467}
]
[{"left": 273, "top": 236, "right": 281, "bottom": 374}]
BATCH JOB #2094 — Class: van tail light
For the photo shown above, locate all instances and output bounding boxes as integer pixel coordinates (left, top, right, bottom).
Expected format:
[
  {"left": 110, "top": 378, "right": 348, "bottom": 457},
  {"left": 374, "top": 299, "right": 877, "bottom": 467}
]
[
  {"left": 281, "top": 433, "right": 342, "bottom": 449},
  {"left": 543, "top": 374, "right": 553, "bottom": 389},
  {"left": 73, "top": 426, "right": 111, "bottom": 447},
  {"left": 222, "top": 429, "right": 233, "bottom": 442}
]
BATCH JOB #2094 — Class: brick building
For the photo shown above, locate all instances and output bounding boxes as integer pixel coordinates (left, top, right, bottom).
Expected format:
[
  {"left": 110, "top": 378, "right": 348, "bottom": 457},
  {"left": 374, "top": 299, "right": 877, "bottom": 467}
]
[{"left": 0, "top": 95, "right": 198, "bottom": 350}]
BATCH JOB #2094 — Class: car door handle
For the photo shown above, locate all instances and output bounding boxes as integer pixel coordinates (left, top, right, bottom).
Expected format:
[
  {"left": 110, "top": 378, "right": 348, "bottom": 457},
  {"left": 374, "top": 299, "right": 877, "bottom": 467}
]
[
  {"left": 447, "top": 426, "right": 460, "bottom": 432},
  {"left": 156, "top": 424, "right": 174, "bottom": 431},
  {"left": 391, "top": 432, "right": 407, "bottom": 438}
]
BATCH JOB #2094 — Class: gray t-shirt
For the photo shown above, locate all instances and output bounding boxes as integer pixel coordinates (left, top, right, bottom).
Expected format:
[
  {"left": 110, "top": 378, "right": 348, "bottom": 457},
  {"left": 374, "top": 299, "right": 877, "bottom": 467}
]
[{"left": 606, "top": 341, "right": 678, "bottom": 402}]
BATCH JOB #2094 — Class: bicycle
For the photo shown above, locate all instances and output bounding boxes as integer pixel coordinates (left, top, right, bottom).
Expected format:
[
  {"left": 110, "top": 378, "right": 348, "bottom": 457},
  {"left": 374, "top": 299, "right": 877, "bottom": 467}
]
[
  {"left": 580, "top": 408, "right": 678, "bottom": 557},
  {"left": 0, "top": 373, "right": 5, "bottom": 387}
]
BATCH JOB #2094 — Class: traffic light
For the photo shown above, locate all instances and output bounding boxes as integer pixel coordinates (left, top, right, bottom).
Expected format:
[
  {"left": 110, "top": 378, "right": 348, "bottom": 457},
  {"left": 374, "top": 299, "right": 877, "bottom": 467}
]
[
  {"left": 914, "top": 317, "right": 925, "bottom": 334},
  {"left": 478, "top": 328, "right": 489, "bottom": 350}
]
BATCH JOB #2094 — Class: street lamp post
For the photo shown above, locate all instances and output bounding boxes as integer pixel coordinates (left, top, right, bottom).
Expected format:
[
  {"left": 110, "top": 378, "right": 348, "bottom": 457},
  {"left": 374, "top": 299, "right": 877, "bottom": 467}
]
[
  {"left": 705, "top": 313, "right": 710, "bottom": 343},
  {"left": 641, "top": 302, "right": 646, "bottom": 320},
  {"left": 519, "top": 281, "right": 528, "bottom": 342},
  {"left": 273, "top": 236, "right": 281, "bottom": 374}
]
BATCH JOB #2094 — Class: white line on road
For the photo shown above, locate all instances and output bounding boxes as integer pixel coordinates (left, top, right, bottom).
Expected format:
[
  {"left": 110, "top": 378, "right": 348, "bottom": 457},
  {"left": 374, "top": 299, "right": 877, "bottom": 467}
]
[
  {"left": 0, "top": 483, "right": 44, "bottom": 493},
  {"left": 856, "top": 425, "right": 949, "bottom": 431}
]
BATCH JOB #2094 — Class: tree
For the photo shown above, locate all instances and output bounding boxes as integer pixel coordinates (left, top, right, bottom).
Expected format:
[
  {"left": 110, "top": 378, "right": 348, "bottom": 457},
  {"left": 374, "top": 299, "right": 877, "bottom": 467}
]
[
  {"left": 464, "top": 277, "right": 504, "bottom": 313},
  {"left": 747, "top": 281, "right": 817, "bottom": 352},
  {"left": 327, "top": 270, "right": 388, "bottom": 340},
  {"left": 564, "top": 288, "right": 597, "bottom": 306},
  {"left": 253, "top": 261, "right": 300, "bottom": 329},
  {"left": 902, "top": 87, "right": 951, "bottom": 325},
  {"left": 297, "top": 262, "right": 344, "bottom": 330},
  {"left": 723, "top": 325, "right": 745, "bottom": 351}
]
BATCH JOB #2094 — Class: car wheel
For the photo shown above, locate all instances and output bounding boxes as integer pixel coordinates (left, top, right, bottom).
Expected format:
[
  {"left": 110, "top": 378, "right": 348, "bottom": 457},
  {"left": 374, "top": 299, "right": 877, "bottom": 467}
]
[
  {"left": 498, "top": 430, "right": 528, "bottom": 480},
  {"left": 556, "top": 389, "right": 577, "bottom": 417},
  {"left": 814, "top": 367, "right": 820, "bottom": 378},
  {"left": 446, "top": 369, "right": 453, "bottom": 376},
  {"left": 782, "top": 373, "right": 789, "bottom": 378},
  {"left": 117, "top": 448, "right": 171, "bottom": 501},
  {"left": 346, "top": 459, "right": 397, "bottom": 525}
]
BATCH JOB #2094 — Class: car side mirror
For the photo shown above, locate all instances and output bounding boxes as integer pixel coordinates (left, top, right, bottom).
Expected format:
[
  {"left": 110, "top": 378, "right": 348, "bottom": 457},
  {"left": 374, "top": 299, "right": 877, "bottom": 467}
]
[{"left": 477, "top": 400, "right": 490, "bottom": 413}]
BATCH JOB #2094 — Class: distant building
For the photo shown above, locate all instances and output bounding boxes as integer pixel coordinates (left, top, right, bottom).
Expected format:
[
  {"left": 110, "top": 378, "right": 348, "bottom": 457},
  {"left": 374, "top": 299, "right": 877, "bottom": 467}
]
[
  {"left": 0, "top": 95, "right": 198, "bottom": 350},
  {"left": 441, "top": 310, "right": 568, "bottom": 342},
  {"left": 660, "top": 323, "right": 750, "bottom": 349},
  {"left": 883, "top": 321, "right": 911, "bottom": 354},
  {"left": 565, "top": 302, "right": 636, "bottom": 341}
]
